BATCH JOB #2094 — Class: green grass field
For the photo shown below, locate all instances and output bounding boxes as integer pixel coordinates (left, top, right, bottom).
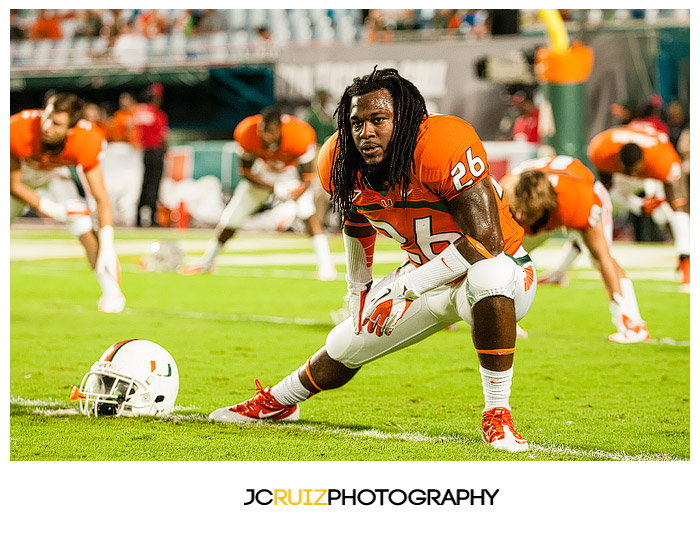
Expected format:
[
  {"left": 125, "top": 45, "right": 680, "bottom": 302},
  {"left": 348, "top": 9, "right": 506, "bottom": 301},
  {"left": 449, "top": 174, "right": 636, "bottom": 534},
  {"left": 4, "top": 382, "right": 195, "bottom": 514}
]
[{"left": 9, "top": 225, "right": 690, "bottom": 461}]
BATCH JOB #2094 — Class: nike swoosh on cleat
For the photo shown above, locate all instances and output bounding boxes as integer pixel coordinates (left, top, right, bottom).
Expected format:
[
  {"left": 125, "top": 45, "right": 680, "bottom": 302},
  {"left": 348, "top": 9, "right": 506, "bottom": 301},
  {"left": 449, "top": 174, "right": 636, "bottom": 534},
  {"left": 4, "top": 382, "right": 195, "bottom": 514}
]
[{"left": 257, "top": 409, "right": 284, "bottom": 418}]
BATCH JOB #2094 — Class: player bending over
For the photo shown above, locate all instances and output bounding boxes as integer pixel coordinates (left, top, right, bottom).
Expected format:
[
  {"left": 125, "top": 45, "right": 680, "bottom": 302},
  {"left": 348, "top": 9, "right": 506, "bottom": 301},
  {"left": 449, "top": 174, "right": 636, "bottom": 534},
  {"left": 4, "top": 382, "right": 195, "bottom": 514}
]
[
  {"left": 209, "top": 68, "right": 537, "bottom": 452},
  {"left": 587, "top": 123, "right": 690, "bottom": 292},
  {"left": 179, "top": 107, "right": 337, "bottom": 281},
  {"left": 10, "top": 93, "right": 125, "bottom": 313},
  {"left": 502, "top": 155, "right": 649, "bottom": 343}
]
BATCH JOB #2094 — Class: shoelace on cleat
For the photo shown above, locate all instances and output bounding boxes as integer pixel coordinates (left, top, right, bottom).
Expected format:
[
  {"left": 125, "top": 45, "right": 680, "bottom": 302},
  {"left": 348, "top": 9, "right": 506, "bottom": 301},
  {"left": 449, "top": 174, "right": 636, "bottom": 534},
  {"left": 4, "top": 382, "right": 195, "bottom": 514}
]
[
  {"left": 483, "top": 409, "right": 524, "bottom": 441},
  {"left": 233, "top": 379, "right": 286, "bottom": 413}
]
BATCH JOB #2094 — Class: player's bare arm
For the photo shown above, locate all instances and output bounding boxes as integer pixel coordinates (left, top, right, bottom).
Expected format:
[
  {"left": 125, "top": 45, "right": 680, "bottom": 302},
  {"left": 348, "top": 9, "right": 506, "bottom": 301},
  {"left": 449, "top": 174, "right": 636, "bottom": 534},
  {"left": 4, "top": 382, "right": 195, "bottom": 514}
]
[
  {"left": 343, "top": 208, "right": 375, "bottom": 239},
  {"left": 291, "top": 158, "right": 317, "bottom": 200},
  {"left": 239, "top": 155, "right": 273, "bottom": 191},
  {"left": 580, "top": 223, "right": 623, "bottom": 301},
  {"left": 447, "top": 178, "right": 506, "bottom": 262},
  {"left": 9, "top": 154, "right": 41, "bottom": 209},
  {"left": 83, "top": 165, "right": 114, "bottom": 229}
]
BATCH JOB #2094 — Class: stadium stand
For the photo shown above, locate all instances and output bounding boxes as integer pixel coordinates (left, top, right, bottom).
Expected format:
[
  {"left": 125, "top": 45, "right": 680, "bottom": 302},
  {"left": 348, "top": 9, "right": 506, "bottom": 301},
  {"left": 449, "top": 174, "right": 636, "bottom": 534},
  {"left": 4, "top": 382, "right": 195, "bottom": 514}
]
[{"left": 10, "top": 9, "right": 690, "bottom": 73}]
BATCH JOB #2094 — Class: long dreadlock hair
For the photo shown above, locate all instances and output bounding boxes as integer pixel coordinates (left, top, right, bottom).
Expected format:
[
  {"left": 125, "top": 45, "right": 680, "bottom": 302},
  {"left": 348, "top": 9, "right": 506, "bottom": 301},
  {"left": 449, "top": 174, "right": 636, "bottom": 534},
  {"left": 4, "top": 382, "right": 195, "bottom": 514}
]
[{"left": 329, "top": 67, "right": 428, "bottom": 220}]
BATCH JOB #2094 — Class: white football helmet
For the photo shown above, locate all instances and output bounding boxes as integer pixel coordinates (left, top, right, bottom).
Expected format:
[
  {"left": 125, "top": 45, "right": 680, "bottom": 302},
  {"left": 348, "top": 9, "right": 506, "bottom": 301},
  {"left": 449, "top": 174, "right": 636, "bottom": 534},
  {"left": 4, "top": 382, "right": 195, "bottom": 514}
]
[{"left": 72, "top": 339, "right": 179, "bottom": 417}]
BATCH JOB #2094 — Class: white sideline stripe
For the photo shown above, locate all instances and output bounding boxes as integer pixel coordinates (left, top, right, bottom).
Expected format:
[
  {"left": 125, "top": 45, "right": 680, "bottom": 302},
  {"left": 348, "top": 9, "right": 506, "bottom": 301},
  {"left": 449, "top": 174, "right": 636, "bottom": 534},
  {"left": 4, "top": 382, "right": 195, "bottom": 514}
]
[
  {"left": 13, "top": 257, "right": 683, "bottom": 286},
  {"left": 12, "top": 263, "right": 337, "bottom": 281},
  {"left": 70, "top": 304, "right": 332, "bottom": 326},
  {"left": 14, "top": 260, "right": 685, "bottom": 289},
  {"left": 646, "top": 338, "right": 691, "bottom": 347},
  {"left": 11, "top": 396, "right": 685, "bottom": 461}
]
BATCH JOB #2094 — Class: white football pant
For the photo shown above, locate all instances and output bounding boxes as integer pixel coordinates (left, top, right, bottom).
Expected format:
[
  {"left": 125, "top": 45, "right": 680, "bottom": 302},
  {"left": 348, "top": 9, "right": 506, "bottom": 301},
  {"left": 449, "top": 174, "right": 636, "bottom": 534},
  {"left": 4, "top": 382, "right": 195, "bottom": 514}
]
[{"left": 326, "top": 247, "right": 536, "bottom": 369}]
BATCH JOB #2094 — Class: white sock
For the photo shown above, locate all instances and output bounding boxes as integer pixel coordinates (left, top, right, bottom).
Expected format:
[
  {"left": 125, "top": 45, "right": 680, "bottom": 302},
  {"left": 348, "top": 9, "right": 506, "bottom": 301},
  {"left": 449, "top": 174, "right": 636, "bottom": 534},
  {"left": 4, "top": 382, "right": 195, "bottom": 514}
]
[
  {"left": 480, "top": 366, "right": 513, "bottom": 412},
  {"left": 201, "top": 238, "right": 223, "bottom": 266},
  {"left": 312, "top": 233, "right": 335, "bottom": 272},
  {"left": 609, "top": 293, "right": 627, "bottom": 331},
  {"left": 668, "top": 211, "right": 690, "bottom": 256},
  {"left": 270, "top": 365, "right": 312, "bottom": 406},
  {"left": 620, "top": 277, "right": 643, "bottom": 324}
]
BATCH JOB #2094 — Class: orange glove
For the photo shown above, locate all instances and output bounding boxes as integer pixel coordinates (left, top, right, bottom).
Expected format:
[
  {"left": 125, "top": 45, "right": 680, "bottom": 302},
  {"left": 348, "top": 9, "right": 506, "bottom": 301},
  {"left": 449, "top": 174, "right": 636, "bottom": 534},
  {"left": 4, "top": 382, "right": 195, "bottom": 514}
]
[{"left": 642, "top": 196, "right": 665, "bottom": 215}]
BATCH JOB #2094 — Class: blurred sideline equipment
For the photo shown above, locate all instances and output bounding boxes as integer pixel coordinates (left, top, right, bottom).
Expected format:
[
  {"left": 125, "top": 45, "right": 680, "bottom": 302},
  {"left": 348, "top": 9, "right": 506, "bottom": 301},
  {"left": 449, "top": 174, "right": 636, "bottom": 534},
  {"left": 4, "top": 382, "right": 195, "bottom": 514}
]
[
  {"left": 139, "top": 241, "right": 185, "bottom": 272},
  {"left": 71, "top": 339, "right": 179, "bottom": 417}
]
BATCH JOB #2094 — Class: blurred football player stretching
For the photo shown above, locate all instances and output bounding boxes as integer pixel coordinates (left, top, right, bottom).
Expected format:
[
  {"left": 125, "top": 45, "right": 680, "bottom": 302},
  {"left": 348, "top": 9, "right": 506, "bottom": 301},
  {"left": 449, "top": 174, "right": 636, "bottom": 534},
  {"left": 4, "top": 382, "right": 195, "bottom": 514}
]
[
  {"left": 179, "top": 107, "right": 336, "bottom": 280},
  {"left": 210, "top": 68, "right": 537, "bottom": 452},
  {"left": 10, "top": 93, "right": 125, "bottom": 313},
  {"left": 545, "top": 124, "right": 690, "bottom": 292},
  {"left": 502, "top": 155, "right": 649, "bottom": 343}
]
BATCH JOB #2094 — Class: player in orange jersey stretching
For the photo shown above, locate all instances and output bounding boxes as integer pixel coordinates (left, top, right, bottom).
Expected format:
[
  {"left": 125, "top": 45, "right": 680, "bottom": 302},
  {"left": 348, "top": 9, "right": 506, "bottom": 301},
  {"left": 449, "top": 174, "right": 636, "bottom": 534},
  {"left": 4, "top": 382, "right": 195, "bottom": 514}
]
[
  {"left": 588, "top": 123, "right": 689, "bottom": 292},
  {"left": 179, "top": 107, "right": 336, "bottom": 280},
  {"left": 502, "top": 155, "right": 649, "bottom": 343},
  {"left": 209, "top": 68, "right": 538, "bottom": 452},
  {"left": 10, "top": 93, "right": 125, "bottom": 313}
]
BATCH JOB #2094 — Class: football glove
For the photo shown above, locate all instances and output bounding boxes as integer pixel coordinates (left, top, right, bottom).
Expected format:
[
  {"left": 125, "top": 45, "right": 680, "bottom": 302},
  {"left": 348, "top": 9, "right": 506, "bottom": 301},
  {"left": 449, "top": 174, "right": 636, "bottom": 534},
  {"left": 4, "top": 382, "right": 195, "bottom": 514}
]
[
  {"left": 362, "top": 275, "right": 417, "bottom": 337},
  {"left": 642, "top": 196, "right": 665, "bottom": 215},
  {"left": 273, "top": 180, "right": 305, "bottom": 201}
]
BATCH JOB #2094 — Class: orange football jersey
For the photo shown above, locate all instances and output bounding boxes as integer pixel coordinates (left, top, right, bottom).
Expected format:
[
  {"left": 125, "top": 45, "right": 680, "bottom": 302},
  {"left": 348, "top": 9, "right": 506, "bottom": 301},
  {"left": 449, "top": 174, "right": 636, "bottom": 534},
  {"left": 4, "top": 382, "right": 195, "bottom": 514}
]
[
  {"left": 510, "top": 156, "right": 602, "bottom": 234},
  {"left": 587, "top": 124, "right": 681, "bottom": 183},
  {"left": 318, "top": 114, "right": 524, "bottom": 266},
  {"left": 106, "top": 108, "right": 139, "bottom": 144},
  {"left": 10, "top": 109, "right": 105, "bottom": 172},
  {"left": 234, "top": 113, "right": 317, "bottom": 169}
]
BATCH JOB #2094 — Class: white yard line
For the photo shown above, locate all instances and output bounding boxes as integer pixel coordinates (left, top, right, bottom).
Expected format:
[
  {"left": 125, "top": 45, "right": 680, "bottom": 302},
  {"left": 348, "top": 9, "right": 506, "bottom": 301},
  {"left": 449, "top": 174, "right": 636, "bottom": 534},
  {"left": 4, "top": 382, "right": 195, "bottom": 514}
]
[
  {"left": 12, "top": 256, "right": 685, "bottom": 287},
  {"left": 10, "top": 232, "right": 681, "bottom": 274},
  {"left": 70, "top": 304, "right": 334, "bottom": 326},
  {"left": 10, "top": 396, "right": 684, "bottom": 461}
]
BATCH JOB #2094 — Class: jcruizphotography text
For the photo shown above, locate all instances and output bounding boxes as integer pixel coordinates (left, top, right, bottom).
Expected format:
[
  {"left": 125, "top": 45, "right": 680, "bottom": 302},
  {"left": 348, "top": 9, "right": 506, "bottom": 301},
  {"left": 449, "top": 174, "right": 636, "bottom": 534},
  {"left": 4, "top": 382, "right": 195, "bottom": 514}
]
[{"left": 244, "top": 488, "right": 499, "bottom": 506}]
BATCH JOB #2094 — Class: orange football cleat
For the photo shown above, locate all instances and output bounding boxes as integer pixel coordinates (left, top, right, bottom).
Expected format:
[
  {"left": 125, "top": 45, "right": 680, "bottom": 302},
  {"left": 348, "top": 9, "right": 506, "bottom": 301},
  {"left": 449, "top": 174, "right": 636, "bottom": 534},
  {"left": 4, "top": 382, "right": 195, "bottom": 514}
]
[
  {"left": 482, "top": 407, "right": 528, "bottom": 452},
  {"left": 209, "top": 379, "right": 300, "bottom": 423},
  {"left": 176, "top": 262, "right": 215, "bottom": 275},
  {"left": 609, "top": 313, "right": 651, "bottom": 343},
  {"left": 538, "top": 272, "right": 569, "bottom": 287},
  {"left": 608, "top": 326, "right": 650, "bottom": 343},
  {"left": 678, "top": 256, "right": 690, "bottom": 292}
]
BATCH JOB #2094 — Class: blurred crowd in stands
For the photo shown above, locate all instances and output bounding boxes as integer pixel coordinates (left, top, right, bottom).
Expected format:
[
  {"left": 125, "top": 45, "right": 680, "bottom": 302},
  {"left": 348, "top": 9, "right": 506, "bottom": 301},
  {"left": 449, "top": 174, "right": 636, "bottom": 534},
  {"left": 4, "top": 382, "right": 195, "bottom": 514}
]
[
  {"left": 10, "top": 8, "right": 691, "bottom": 46},
  {"left": 11, "top": 9, "right": 689, "bottom": 239}
]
